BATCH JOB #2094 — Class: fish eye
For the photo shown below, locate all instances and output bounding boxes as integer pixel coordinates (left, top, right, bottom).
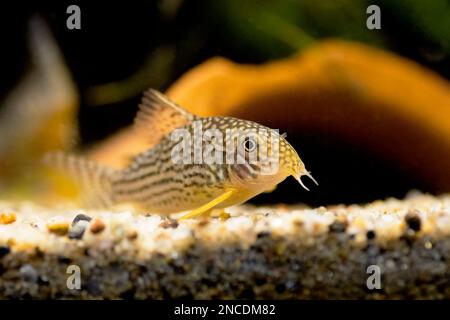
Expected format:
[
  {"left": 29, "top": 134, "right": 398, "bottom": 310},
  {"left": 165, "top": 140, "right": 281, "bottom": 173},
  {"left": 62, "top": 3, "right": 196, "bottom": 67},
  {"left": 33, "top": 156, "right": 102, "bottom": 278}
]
[{"left": 243, "top": 137, "right": 257, "bottom": 153}]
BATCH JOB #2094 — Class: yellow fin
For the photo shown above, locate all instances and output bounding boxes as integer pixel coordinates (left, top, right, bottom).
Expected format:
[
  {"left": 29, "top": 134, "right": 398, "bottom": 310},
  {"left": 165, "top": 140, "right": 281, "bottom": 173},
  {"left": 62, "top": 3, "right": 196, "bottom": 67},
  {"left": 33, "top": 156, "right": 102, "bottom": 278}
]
[
  {"left": 179, "top": 189, "right": 235, "bottom": 220},
  {"left": 44, "top": 152, "right": 118, "bottom": 208},
  {"left": 134, "top": 89, "right": 195, "bottom": 148}
]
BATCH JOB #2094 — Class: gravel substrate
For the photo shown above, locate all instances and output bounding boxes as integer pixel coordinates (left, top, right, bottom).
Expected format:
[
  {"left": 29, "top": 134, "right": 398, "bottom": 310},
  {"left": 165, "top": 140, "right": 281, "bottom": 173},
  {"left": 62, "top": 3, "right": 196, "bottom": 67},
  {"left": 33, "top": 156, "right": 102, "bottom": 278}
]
[{"left": 1, "top": 192, "right": 450, "bottom": 299}]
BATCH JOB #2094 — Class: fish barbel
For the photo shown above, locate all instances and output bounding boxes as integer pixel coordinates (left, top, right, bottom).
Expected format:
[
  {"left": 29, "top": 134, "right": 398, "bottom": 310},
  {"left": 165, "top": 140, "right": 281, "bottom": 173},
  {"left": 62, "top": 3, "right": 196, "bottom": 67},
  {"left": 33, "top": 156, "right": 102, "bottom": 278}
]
[{"left": 46, "top": 89, "right": 317, "bottom": 219}]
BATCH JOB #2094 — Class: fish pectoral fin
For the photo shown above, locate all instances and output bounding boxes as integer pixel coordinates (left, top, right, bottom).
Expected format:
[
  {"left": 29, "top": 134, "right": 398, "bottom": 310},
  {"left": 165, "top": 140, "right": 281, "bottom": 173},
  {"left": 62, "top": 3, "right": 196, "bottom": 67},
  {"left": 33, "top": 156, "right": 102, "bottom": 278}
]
[{"left": 178, "top": 189, "right": 236, "bottom": 220}]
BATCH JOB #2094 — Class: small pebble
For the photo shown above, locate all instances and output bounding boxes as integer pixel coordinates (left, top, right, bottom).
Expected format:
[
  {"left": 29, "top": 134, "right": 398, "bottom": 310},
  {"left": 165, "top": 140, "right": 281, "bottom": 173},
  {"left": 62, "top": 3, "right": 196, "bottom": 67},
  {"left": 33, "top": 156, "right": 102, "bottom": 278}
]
[
  {"left": 405, "top": 212, "right": 421, "bottom": 232},
  {"left": 68, "top": 220, "right": 90, "bottom": 240},
  {"left": 328, "top": 221, "right": 347, "bottom": 233},
  {"left": 0, "top": 246, "right": 10, "bottom": 258},
  {"left": 20, "top": 264, "right": 39, "bottom": 283},
  {"left": 159, "top": 219, "right": 179, "bottom": 229},
  {"left": 126, "top": 229, "right": 138, "bottom": 240},
  {"left": 257, "top": 231, "right": 271, "bottom": 239},
  {"left": 0, "top": 212, "right": 16, "bottom": 225},
  {"left": 197, "top": 219, "right": 209, "bottom": 227},
  {"left": 90, "top": 218, "right": 106, "bottom": 234},
  {"left": 219, "top": 212, "right": 231, "bottom": 221},
  {"left": 366, "top": 230, "right": 376, "bottom": 240},
  {"left": 47, "top": 222, "right": 70, "bottom": 236},
  {"left": 71, "top": 213, "right": 92, "bottom": 226}
]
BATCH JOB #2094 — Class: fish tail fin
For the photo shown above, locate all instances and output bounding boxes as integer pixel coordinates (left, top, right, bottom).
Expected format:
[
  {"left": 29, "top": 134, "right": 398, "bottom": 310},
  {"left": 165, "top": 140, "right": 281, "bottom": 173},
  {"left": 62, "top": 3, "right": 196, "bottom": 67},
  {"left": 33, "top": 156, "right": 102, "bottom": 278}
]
[{"left": 44, "top": 152, "right": 119, "bottom": 208}]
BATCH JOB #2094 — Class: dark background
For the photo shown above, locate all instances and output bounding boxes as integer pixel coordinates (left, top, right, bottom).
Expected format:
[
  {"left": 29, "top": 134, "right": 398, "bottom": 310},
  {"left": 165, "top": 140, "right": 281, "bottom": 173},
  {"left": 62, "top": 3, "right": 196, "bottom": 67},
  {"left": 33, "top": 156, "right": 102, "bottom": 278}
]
[{"left": 0, "top": 0, "right": 449, "bottom": 206}]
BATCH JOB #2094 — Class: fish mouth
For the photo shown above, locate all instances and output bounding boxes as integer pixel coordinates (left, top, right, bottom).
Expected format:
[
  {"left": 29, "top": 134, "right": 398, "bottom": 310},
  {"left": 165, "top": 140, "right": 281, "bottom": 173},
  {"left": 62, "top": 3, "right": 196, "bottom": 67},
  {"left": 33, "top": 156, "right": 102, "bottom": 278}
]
[{"left": 294, "top": 171, "right": 318, "bottom": 191}]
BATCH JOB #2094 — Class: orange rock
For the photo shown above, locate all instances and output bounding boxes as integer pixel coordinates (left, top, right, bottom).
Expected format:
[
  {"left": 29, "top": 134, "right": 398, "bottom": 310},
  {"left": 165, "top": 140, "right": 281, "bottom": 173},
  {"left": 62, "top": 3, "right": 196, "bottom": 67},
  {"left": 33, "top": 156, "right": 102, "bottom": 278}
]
[
  {"left": 47, "top": 222, "right": 69, "bottom": 235},
  {"left": 90, "top": 218, "right": 106, "bottom": 234}
]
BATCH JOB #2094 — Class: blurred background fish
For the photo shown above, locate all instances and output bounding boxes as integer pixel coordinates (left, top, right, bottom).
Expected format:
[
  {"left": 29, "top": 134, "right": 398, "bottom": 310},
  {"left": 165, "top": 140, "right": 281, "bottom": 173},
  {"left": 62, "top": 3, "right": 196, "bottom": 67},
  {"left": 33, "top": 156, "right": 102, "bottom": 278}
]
[{"left": 0, "top": 15, "right": 78, "bottom": 201}]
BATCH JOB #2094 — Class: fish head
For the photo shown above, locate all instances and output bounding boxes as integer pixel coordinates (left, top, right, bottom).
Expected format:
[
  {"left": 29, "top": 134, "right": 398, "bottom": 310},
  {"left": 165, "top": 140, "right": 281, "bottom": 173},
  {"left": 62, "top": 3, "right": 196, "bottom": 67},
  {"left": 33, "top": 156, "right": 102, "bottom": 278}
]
[{"left": 210, "top": 118, "right": 317, "bottom": 193}]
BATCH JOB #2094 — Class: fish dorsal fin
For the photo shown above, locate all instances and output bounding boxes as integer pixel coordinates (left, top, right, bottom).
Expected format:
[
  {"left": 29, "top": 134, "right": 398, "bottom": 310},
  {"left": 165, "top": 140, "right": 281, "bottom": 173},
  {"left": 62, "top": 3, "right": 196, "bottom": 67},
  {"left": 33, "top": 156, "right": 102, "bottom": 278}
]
[{"left": 133, "top": 89, "right": 195, "bottom": 147}]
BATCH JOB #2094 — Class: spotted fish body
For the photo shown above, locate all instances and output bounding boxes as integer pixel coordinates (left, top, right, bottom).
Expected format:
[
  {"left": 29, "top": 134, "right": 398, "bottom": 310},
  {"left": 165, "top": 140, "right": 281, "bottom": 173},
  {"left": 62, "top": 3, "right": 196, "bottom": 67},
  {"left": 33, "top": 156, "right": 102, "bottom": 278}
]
[
  {"left": 113, "top": 130, "right": 230, "bottom": 214},
  {"left": 48, "top": 89, "right": 317, "bottom": 218}
]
